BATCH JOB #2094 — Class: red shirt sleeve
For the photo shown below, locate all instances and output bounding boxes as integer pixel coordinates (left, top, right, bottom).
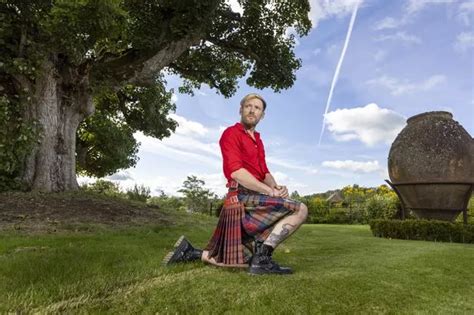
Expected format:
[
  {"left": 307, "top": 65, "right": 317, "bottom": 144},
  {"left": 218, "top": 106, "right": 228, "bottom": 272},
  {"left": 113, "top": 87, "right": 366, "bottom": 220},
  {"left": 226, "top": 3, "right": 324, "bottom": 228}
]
[
  {"left": 220, "top": 128, "right": 243, "bottom": 179},
  {"left": 260, "top": 139, "right": 270, "bottom": 175}
]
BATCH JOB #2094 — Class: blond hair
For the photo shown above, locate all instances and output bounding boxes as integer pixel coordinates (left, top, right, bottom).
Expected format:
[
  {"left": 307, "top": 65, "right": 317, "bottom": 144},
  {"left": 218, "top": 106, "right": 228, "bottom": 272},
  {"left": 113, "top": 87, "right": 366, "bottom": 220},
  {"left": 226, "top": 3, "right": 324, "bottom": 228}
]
[{"left": 240, "top": 93, "right": 267, "bottom": 111}]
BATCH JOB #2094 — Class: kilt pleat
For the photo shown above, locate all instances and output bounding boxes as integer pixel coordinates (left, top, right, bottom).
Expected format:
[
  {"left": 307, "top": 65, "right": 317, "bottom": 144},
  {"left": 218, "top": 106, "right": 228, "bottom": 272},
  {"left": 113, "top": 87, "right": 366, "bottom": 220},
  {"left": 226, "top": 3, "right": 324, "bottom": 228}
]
[{"left": 204, "top": 182, "right": 301, "bottom": 266}]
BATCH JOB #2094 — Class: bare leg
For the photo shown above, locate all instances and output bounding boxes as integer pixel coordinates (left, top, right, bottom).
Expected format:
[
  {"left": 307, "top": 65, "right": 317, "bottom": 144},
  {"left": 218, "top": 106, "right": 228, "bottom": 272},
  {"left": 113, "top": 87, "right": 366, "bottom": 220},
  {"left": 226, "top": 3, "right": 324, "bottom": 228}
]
[
  {"left": 201, "top": 250, "right": 248, "bottom": 268},
  {"left": 263, "top": 203, "right": 308, "bottom": 248}
]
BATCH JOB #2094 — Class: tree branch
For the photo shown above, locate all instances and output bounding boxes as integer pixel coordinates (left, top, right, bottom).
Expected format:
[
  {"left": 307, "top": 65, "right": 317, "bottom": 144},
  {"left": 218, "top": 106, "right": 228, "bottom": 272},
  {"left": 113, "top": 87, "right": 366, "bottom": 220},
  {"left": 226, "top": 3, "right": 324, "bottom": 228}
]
[
  {"left": 207, "top": 37, "right": 261, "bottom": 62},
  {"left": 168, "top": 62, "right": 220, "bottom": 90},
  {"left": 91, "top": 0, "right": 223, "bottom": 88}
]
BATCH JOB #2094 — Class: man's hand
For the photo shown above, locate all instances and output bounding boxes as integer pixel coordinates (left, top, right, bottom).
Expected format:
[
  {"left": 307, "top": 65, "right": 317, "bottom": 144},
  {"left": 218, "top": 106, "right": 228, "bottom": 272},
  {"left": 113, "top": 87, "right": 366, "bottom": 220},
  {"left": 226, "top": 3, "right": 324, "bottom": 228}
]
[{"left": 273, "top": 185, "right": 289, "bottom": 198}]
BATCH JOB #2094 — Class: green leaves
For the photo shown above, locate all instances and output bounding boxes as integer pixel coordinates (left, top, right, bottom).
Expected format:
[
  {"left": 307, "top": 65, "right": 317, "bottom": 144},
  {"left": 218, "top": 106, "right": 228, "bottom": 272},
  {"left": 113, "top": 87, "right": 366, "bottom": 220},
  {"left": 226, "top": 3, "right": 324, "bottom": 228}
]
[
  {"left": 370, "top": 219, "right": 474, "bottom": 243},
  {"left": 170, "top": 43, "right": 250, "bottom": 97},
  {"left": 178, "top": 175, "right": 217, "bottom": 213},
  {"left": 43, "top": 0, "right": 128, "bottom": 64},
  {"left": 76, "top": 108, "right": 139, "bottom": 178},
  {"left": 0, "top": 96, "right": 37, "bottom": 191},
  {"left": 124, "top": 0, "right": 218, "bottom": 49},
  {"left": 76, "top": 79, "right": 177, "bottom": 177},
  {"left": 1, "top": 0, "right": 312, "bottom": 190},
  {"left": 172, "top": 0, "right": 311, "bottom": 96},
  {"left": 115, "top": 82, "right": 177, "bottom": 138}
]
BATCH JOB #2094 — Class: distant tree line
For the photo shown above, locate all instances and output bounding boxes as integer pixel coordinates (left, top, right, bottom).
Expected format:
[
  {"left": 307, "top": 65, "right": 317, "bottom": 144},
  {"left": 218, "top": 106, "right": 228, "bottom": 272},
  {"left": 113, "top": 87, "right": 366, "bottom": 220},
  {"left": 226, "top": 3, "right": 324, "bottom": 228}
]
[
  {"left": 291, "top": 184, "right": 402, "bottom": 224},
  {"left": 81, "top": 175, "right": 223, "bottom": 216},
  {"left": 81, "top": 178, "right": 474, "bottom": 223}
]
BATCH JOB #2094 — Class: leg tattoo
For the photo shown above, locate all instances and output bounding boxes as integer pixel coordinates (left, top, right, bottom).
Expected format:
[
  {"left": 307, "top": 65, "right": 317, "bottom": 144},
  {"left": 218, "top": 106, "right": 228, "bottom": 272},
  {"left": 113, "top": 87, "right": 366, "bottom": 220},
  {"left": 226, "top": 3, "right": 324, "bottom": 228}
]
[{"left": 264, "top": 223, "right": 296, "bottom": 248}]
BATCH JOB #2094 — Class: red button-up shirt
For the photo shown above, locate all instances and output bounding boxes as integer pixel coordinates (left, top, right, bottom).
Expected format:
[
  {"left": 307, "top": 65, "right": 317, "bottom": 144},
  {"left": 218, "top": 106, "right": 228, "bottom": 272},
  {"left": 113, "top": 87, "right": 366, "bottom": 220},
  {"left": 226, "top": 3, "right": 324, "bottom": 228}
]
[{"left": 219, "top": 122, "right": 270, "bottom": 182}]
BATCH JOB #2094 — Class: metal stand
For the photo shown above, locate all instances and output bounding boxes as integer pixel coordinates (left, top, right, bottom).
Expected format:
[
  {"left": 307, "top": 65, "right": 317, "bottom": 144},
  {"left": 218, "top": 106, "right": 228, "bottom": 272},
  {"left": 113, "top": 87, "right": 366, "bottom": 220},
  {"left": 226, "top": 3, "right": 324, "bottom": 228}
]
[{"left": 385, "top": 180, "right": 473, "bottom": 224}]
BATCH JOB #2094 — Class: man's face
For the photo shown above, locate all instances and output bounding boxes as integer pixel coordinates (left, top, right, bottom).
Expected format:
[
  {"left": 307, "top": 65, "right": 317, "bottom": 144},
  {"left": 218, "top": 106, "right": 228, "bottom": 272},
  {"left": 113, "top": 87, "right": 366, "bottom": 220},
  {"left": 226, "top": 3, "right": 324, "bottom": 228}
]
[{"left": 240, "top": 98, "right": 265, "bottom": 128}]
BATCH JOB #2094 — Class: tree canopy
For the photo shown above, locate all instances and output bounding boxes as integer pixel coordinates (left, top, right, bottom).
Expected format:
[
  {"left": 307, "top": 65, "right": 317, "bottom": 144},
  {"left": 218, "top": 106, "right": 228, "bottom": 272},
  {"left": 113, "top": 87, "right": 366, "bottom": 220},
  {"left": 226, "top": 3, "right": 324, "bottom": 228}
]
[{"left": 0, "top": 0, "right": 311, "bottom": 191}]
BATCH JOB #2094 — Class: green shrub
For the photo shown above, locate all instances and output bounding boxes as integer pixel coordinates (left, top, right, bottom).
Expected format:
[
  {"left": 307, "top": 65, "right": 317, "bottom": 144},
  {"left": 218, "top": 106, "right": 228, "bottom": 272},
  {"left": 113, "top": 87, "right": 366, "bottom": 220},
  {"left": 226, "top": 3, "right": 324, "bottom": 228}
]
[
  {"left": 126, "top": 184, "right": 151, "bottom": 202},
  {"left": 369, "top": 219, "right": 474, "bottom": 243},
  {"left": 178, "top": 175, "right": 216, "bottom": 214},
  {"left": 307, "top": 197, "right": 330, "bottom": 217},
  {"left": 148, "top": 195, "right": 185, "bottom": 211},
  {"left": 213, "top": 199, "right": 224, "bottom": 217},
  {"left": 365, "top": 194, "right": 400, "bottom": 220},
  {"left": 308, "top": 209, "right": 354, "bottom": 224},
  {"left": 455, "top": 196, "right": 474, "bottom": 224},
  {"left": 0, "top": 95, "right": 37, "bottom": 192},
  {"left": 81, "top": 180, "right": 123, "bottom": 197},
  {"left": 346, "top": 207, "right": 367, "bottom": 224}
]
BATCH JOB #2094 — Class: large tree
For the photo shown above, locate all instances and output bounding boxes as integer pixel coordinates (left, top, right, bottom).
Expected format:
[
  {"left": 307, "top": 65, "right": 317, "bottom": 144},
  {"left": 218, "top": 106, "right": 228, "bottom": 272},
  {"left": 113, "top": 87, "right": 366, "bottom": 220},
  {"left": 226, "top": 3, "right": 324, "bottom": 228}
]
[{"left": 0, "top": 0, "right": 311, "bottom": 192}]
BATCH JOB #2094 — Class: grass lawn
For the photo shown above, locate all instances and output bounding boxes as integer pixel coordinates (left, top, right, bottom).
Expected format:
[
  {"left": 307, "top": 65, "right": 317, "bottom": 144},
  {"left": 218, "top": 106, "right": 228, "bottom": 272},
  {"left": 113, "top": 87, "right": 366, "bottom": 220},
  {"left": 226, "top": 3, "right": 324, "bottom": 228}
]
[{"left": 1, "top": 213, "right": 473, "bottom": 314}]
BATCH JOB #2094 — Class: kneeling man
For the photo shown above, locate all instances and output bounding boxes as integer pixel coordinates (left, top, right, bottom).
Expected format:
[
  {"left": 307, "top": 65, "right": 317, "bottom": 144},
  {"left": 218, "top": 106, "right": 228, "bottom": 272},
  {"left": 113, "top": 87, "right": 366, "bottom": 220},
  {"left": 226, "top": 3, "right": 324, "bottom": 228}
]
[{"left": 163, "top": 93, "right": 308, "bottom": 275}]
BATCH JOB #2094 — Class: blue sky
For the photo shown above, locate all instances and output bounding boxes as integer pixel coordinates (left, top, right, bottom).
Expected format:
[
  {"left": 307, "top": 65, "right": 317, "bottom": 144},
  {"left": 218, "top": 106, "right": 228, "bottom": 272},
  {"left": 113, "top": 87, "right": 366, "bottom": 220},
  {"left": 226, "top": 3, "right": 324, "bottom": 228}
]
[{"left": 80, "top": 0, "right": 474, "bottom": 197}]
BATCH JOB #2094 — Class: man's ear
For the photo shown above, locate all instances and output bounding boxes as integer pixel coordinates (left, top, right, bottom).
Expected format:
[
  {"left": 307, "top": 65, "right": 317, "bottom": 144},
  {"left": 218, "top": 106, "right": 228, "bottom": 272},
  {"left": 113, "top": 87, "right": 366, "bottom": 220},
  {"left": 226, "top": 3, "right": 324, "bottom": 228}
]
[
  {"left": 261, "top": 111, "right": 265, "bottom": 119},
  {"left": 239, "top": 106, "right": 242, "bottom": 115}
]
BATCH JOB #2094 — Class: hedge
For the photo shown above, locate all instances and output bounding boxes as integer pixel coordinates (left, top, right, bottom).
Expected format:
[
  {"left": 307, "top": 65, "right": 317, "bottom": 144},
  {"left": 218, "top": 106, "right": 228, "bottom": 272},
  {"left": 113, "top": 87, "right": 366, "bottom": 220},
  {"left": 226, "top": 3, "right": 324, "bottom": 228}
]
[{"left": 369, "top": 219, "right": 474, "bottom": 244}]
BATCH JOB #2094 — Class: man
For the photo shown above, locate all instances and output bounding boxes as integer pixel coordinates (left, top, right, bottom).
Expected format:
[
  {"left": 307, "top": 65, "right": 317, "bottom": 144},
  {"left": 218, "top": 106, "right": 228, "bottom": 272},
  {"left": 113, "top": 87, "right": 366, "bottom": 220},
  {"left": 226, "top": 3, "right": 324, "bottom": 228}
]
[{"left": 163, "top": 93, "right": 308, "bottom": 275}]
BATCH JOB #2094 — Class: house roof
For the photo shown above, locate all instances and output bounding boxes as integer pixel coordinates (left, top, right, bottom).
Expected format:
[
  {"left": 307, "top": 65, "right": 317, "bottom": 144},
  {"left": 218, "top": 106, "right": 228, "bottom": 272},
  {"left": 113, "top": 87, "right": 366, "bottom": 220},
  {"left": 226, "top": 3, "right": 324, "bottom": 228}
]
[{"left": 326, "top": 191, "right": 343, "bottom": 203}]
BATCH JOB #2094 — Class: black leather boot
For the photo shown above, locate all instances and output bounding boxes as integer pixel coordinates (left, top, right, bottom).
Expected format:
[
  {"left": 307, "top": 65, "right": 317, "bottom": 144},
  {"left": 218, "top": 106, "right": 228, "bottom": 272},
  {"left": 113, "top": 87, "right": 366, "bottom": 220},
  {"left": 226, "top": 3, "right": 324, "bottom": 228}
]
[
  {"left": 249, "top": 242, "right": 293, "bottom": 275},
  {"left": 162, "top": 235, "right": 203, "bottom": 265}
]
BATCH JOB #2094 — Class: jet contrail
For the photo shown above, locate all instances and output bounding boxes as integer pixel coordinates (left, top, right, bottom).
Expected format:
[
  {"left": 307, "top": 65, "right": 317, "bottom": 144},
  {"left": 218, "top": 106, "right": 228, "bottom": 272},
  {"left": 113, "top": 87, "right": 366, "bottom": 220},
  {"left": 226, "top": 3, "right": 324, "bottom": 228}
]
[{"left": 318, "top": 1, "right": 360, "bottom": 146}]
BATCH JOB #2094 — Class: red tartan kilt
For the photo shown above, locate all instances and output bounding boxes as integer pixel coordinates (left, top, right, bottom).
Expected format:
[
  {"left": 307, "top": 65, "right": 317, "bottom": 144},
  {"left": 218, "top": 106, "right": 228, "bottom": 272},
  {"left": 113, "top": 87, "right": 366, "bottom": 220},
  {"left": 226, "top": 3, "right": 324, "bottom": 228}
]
[
  {"left": 204, "top": 182, "right": 302, "bottom": 266},
  {"left": 238, "top": 193, "right": 301, "bottom": 240}
]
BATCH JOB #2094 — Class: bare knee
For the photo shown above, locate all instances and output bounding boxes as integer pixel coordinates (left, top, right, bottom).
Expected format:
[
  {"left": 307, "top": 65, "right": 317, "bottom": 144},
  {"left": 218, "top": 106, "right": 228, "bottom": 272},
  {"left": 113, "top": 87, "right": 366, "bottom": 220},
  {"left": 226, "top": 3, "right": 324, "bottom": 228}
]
[{"left": 298, "top": 203, "right": 308, "bottom": 222}]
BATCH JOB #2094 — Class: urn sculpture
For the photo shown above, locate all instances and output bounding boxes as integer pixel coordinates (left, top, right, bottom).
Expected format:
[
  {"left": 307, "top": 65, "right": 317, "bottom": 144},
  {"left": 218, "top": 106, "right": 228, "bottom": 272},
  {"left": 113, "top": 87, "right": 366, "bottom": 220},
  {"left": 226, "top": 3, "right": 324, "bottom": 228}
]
[{"left": 388, "top": 111, "right": 474, "bottom": 221}]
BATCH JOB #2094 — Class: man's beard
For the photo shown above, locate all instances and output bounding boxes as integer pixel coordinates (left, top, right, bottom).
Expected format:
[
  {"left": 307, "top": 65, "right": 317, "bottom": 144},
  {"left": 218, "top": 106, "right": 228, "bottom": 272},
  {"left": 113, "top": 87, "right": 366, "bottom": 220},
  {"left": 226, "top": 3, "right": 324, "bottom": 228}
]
[{"left": 242, "top": 117, "right": 259, "bottom": 128}]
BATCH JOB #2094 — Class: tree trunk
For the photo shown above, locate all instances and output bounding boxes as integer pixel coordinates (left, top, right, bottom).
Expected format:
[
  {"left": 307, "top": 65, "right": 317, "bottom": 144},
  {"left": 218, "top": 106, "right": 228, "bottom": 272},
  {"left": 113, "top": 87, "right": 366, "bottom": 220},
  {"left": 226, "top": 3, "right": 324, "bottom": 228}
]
[{"left": 21, "top": 59, "right": 93, "bottom": 192}]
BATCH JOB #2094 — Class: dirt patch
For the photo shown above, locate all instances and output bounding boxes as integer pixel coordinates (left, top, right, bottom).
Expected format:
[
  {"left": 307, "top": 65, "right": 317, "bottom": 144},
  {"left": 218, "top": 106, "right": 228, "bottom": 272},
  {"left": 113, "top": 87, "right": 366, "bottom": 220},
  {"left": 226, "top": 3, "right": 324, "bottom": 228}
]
[{"left": 0, "top": 191, "right": 173, "bottom": 233}]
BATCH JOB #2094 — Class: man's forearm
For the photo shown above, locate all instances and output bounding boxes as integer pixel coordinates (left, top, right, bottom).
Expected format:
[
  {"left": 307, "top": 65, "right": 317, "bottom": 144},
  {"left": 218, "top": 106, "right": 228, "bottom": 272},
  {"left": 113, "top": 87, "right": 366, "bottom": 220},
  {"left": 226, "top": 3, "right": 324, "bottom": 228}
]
[
  {"left": 231, "top": 168, "right": 273, "bottom": 195},
  {"left": 263, "top": 173, "right": 278, "bottom": 188}
]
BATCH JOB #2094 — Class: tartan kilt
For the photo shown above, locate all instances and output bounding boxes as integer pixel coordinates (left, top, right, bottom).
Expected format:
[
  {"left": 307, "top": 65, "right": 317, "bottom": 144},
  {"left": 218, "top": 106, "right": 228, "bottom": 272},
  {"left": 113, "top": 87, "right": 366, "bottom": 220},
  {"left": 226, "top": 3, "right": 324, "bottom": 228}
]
[
  {"left": 204, "top": 182, "right": 301, "bottom": 266},
  {"left": 238, "top": 191, "right": 302, "bottom": 242}
]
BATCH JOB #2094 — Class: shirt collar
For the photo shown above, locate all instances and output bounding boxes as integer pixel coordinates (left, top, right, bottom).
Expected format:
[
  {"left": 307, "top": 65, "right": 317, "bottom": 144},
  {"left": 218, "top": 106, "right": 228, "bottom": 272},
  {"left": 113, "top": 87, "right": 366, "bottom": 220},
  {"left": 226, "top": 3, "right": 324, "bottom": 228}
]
[{"left": 235, "top": 122, "right": 260, "bottom": 137}]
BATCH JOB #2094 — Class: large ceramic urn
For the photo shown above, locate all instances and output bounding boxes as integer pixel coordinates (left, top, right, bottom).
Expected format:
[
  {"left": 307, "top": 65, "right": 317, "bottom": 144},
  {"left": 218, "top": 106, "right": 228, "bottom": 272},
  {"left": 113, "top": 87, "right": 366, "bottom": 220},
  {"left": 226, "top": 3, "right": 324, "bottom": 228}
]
[{"left": 388, "top": 111, "right": 474, "bottom": 221}]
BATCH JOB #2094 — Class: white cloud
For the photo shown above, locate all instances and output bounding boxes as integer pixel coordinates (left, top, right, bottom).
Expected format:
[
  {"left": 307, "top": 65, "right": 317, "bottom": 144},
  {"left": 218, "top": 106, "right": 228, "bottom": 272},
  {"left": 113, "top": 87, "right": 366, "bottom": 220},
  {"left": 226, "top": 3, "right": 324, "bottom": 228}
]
[
  {"left": 374, "top": 50, "right": 387, "bottom": 62},
  {"left": 374, "top": 0, "right": 457, "bottom": 31},
  {"left": 322, "top": 160, "right": 382, "bottom": 173},
  {"left": 324, "top": 103, "right": 406, "bottom": 146},
  {"left": 226, "top": 0, "right": 243, "bottom": 15},
  {"left": 77, "top": 175, "right": 96, "bottom": 187},
  {"left": 106, "top": 170, "right": 134, "bottom": 181},
  {"left": 135, "top": 131, "right": 220, "bottom": 167},
  {"left": 134, "top": 115, "right": 223, "bottom": 169},
  {"left": 141, "top": 176, "right": 186, "bottom": 197},
  {"left": 309, "top": 0, "right": 363, "bottom": 28},
  {"left": 171, "top": 93, "right": 178, "bottom": 103},
  {"left": 169, "top": 113, "right": 209, "bottom": 137},
  {"left": 374, "top": 31, "right": 421, "bottom": 44},
  {"left": 454, "top": 32, "right": 474, "bottom": 52},
  {"left": 373, "top": 17, "right": 402, "bottom": 30},
  {"left": 406, "top": 0, "right": 455, "bottom": 16},
  {"left": 188, "top": 172, "right": 228, "bottom": 197},
  {"left": 267, "top": 157, "right": 318, "bottom": 174},
  {"left": 78, "top": 173, "right": 186, "bottom": 197},
  {"left": 458, "top": 1, "right": 474, "bottom": 26},
  {"left": 273, "top": 171, "right": 289, "bottom": 183},
  {"left": 366, "top": 74, "right": 446, "bottom": 96},
  {"left": 272, "top": 171, "right": 308, "bottom": 191}
]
